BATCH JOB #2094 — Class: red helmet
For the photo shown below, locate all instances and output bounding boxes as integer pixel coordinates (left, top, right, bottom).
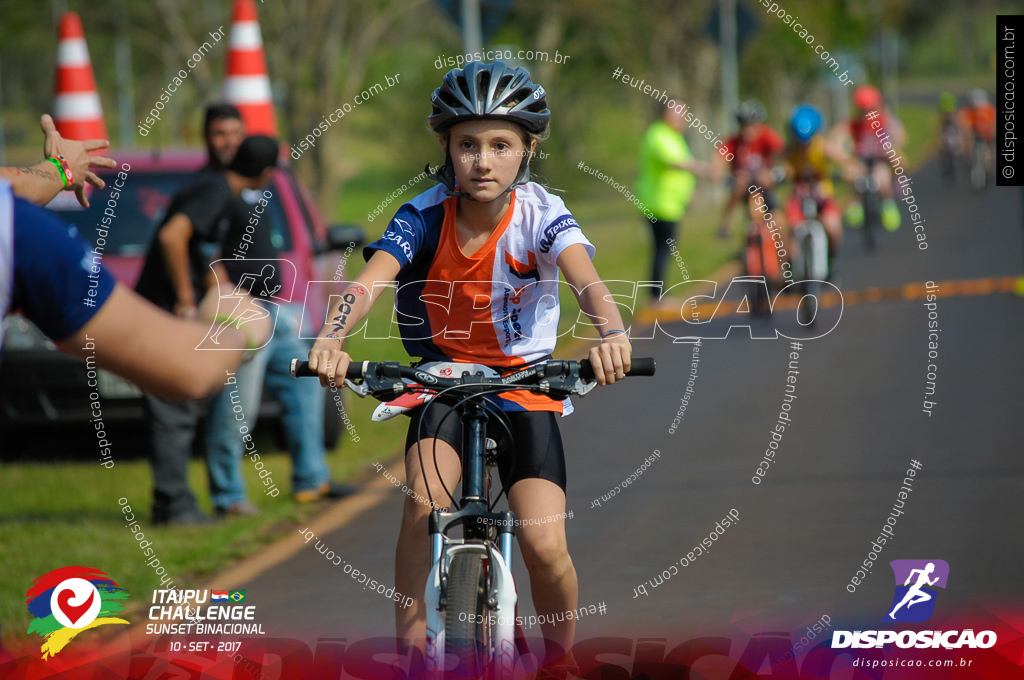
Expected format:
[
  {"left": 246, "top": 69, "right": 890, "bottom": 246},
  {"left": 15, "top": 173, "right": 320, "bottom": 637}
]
[{"left": 853, "top": 85, "right": 882, "bottom": 111}]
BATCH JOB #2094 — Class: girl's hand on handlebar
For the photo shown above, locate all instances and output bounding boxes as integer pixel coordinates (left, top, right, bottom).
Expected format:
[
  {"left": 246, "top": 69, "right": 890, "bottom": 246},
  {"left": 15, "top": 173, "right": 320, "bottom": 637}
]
[
  {"left": 308, "top": 337, "right": 351, "bottom": 389},
  {"left": 588, "top": 333, "right": 632, "bottom": 386}
]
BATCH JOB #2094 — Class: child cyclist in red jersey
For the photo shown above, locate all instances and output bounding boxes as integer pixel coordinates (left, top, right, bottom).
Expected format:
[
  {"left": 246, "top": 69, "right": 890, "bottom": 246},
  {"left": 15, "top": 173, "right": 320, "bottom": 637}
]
[
  {"left": 715, "top": 100, "right": 788, "bottom": 240},
  {"left": 308, "top": 61, "right": 632, "bottom": 672},
  {"left": 828, "top": 84, "right": 905, "bottom": 231}
]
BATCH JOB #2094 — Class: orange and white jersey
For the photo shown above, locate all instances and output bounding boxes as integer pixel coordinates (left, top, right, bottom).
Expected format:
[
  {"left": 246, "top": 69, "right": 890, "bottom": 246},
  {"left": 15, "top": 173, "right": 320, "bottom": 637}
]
[{"left": 364, "top": 182, "right": 594, "bottom": 412}]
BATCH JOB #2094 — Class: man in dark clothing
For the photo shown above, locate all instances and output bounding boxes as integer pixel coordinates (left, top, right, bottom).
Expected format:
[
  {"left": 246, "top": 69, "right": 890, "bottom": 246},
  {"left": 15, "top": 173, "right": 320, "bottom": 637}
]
[
  {"left": 203, "top": 103, "right": 245, "bottom": 171},
  {"left": 201, "top": 105, "right": 354, "bottom": 517},
  {"left": 135, "top": 134, "right": 279, "bottom": 525}
]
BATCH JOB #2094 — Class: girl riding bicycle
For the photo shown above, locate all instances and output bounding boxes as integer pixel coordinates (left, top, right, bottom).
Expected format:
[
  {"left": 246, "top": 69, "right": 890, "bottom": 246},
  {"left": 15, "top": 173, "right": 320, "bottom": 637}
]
[{"left": 307, "top": 61, "right": 632, "bottom": 673}]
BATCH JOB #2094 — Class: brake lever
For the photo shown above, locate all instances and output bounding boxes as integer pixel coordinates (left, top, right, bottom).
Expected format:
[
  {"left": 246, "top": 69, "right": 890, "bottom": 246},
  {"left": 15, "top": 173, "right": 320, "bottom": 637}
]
[
  {"left": 537, "top": 361, "right": 597, "bottom": 398},
  {"left": 574, "top": 379, "right": 598, "bottom": 397},
  {"left": 344, "top": 378, "right": 369, "bottom": 397}
]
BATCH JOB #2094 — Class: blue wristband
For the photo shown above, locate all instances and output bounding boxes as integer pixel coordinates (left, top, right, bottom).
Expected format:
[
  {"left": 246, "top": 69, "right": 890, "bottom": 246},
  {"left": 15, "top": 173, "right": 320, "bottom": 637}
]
[{"left": 600, "top": 329, "right": 627, "bottom": 339}]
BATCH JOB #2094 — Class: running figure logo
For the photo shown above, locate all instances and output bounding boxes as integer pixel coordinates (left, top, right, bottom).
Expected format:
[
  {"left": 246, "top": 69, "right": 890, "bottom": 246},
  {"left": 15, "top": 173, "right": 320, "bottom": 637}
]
[
  {"left": 884, "top": 559, "right": 949, "bottom": 623},
  {"left": 198, "top": 258, "right": 295, "bottom": 350}
]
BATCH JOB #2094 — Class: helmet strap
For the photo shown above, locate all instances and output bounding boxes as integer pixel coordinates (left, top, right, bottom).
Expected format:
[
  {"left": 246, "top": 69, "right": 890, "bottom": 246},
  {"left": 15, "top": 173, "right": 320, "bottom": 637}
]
[
  {"left": 501, "top": 148, "right": 533, "bottom": 196},
  {"left": 424, "top": 148, "right": 472, "bottom": 199}
]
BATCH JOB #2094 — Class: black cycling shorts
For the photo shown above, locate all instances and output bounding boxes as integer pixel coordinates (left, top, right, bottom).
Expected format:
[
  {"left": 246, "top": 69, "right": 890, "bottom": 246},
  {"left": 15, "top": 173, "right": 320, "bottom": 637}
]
[{"left": 405, "top": 401, "right": 567, "bottom": 494}]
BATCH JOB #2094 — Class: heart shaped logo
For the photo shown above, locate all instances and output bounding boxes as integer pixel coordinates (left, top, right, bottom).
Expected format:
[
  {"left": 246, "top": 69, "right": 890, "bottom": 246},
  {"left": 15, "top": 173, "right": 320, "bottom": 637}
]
[{"left": 56, "top": 588, "right": 95, "bottom": 626}]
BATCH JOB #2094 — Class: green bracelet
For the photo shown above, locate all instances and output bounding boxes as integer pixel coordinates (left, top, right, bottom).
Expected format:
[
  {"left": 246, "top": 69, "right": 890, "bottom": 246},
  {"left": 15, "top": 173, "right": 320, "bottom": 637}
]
[{"left": 44, "top": 157, "right": 68, "bottom": 189}]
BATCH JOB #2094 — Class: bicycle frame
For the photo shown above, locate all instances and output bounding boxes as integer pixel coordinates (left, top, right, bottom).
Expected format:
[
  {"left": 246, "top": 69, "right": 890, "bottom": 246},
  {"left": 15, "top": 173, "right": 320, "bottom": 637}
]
[
  {"left": 289, "top": 357, "right": 655, "bottom": 678},
  {"left": 854, "top": 157, "right": 881, "bottom": 250},
  {"left": 790, "top": 187, "right": 829, "bottom": 282},
  {"left": 424, "top": 396, "right": 518, "bottom": 675}
]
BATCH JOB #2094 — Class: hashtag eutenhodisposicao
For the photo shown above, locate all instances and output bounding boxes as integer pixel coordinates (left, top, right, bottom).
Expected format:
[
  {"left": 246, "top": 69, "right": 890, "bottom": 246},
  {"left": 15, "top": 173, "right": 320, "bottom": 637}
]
[
  {"left": 577, "top": 159, "right": 655, "bottom": 221},
  {"left": 752, "top": 341, "right": 803, "bottom": 484},
  {"left": 457, "top": 601, "right": 606, "bottom": 630}
]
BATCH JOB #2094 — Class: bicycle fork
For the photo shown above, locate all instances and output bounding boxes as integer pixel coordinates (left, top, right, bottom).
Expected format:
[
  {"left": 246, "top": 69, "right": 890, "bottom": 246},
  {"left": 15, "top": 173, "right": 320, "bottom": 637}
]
[{"left": 424, "top": 400, "right": 518, "bottom": 675}]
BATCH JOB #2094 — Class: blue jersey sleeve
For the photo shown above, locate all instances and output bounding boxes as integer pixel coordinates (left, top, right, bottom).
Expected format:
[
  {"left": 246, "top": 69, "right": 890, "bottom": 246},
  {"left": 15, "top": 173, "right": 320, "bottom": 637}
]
[
  {"left": 11, "top": 197, "right": 117, "bottom": 341},
  {"left": 363, "top": 199, "right": 445, "bottom": 269}
]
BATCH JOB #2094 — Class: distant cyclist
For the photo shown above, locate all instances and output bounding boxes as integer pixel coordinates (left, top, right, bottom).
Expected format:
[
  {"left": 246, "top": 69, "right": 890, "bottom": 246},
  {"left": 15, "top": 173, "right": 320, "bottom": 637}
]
[
  {"left": 938, "top": 92, "right": 961, "bottom": 182},
  {"left": 828, "top": 84, "right": 904, "bottom": 232},
  {"left": 716, "top": 100, "right": 787, "bottom": 240},
  {"left": 784, "top": 104, "right": 844, "bottom": 273},
  {"left": 939, "top": 92, "right": 960, "bottom": 139},
  {"left": 959, "top": 88, "right": 996, "bottom": 175},
  {"left": 307, "top": 61, "right": 631, "bottom": 676}
]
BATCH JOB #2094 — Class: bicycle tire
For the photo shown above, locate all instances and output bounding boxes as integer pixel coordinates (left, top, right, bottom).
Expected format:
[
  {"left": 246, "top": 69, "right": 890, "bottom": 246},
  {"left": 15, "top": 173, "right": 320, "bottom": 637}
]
[
  {"left": 797, "top": 279, "right": 820, "bottom": 326},
  {"left": 445, "top": 552, "right": 490, "bottom": 677},
  {"left": 757, "top": 230, "right": 773, "bottom": 315},
  {"left": 971, "top": 140, "right": 986, "bottom": 191},
  {"left": 862, "top": 188, "right": 879, "bottom": 251},
  {"left": 939, "top": 149, "right": 954, "bottom": 182}
]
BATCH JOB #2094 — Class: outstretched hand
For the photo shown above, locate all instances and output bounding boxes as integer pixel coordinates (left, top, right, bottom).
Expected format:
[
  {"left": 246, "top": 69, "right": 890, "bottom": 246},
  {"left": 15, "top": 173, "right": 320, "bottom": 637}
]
[{"left": 40, "top": 114, "right": 117, "bottom": 207}]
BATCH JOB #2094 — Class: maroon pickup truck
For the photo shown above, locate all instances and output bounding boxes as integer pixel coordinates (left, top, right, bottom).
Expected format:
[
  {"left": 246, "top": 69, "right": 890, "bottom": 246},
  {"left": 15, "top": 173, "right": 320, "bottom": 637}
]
[{"left": 0, "top": 149, "right": 363, "bottom": 448}]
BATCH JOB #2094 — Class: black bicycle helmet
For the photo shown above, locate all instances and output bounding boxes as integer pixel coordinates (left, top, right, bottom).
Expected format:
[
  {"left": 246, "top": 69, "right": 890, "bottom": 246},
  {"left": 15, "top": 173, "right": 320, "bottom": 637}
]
[
  {"left": 736, "top": 99, "right": 767, "bottom": 126},
  {"left": 429, "top": 60, "right": 549, "bottom": 134},
  {"left": 426, "top": 61, "right": 549, "bottom": 197}
]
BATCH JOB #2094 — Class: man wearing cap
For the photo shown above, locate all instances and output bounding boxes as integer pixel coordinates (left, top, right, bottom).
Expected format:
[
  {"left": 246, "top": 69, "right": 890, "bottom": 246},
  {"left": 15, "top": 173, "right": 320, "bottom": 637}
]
[
  {"left": 135, "top": 134, "right": 279, "bottom": 526},
  {"left": 199, "top": 105, "right": 355, "bottom": 517}
]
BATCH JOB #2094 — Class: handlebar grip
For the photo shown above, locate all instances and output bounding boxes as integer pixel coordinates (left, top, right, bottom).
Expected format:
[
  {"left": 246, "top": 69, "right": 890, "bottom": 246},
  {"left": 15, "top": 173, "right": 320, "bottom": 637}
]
[
  {"left": 580, "top": 357, "right": 656, "bottom": 381},
  {"left": 289, "top": 359, "right": 365, "bottom": 380}
]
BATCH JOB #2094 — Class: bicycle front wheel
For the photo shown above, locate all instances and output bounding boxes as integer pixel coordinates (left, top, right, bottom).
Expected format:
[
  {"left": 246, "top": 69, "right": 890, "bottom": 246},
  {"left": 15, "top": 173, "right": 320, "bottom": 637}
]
[
  {"left": 862, "top": 190, "right": 879, "bottom": 251},
  {"left": 971, "top": 141, "right": 987, "bottom": 190},
  {"left": 445, "top": 552, "right": 490, "bottom": 677}
]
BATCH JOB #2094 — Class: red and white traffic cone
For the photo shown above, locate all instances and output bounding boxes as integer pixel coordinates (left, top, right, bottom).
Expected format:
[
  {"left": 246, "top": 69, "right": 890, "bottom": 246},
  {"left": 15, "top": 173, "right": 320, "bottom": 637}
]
[
  {"left": 223, "top": 0, "right": 277, "bottom": 136},
  {"left": 53, "top": 12, "right": 108, "bottom": 142}
]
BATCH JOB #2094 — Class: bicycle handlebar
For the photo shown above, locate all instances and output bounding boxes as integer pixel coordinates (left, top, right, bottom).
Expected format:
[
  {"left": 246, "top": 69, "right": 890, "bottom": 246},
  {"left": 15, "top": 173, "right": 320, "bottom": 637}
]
[
  {"left": 289, "top": 357, "right": 655, "bottom": 398},
  {"left": 290, "top": 357, "right": 655, "bottom": 380}
]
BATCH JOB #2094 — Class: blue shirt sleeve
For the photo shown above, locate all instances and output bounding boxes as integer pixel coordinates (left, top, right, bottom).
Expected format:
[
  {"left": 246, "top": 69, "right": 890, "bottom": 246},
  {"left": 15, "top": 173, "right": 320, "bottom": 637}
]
[
  {"left": 363, "top": 202, "right": 431, "bottom": 268},
  {"left": 11, "top": 197, "right": 117, "bottom": 341}
]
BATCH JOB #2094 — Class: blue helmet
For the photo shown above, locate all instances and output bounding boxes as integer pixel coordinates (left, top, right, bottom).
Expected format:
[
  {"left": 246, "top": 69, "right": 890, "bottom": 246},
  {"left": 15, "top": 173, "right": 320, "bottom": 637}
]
[{"left": 789, "top": 104, "right": 823, "bottom": 143}]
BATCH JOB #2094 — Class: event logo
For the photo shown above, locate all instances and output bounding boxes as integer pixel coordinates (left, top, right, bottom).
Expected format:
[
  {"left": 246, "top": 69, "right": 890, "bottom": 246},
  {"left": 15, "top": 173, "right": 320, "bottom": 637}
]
[
  {"left": 833, "top": 558, "right": 997, "bottom": 650},
  {"left": 884, "top": 559, "right": 949, "bottom": 623},
  {"left": 26, "top": 566, "right": 130, "bottom": 659}
]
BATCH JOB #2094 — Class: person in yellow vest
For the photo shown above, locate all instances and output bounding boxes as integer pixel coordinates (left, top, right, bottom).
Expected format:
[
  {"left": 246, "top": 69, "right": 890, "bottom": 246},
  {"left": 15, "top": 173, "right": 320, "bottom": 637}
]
[{"left": 634, "top": 100, "right": 711, "bottom": 304}]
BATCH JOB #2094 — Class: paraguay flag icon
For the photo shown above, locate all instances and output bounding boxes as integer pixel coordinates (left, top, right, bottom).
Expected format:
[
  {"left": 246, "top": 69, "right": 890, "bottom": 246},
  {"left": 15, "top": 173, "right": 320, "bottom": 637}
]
[{"left": 212, "top": 590, "right": 230, "bottom": 602}]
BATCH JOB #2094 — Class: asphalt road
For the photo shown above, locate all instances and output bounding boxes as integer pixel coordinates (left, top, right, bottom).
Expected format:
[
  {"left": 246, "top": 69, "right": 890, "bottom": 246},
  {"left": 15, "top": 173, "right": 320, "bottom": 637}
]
[{"left": 234, "top": 160, "right": 1024, "bottom": 664}]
